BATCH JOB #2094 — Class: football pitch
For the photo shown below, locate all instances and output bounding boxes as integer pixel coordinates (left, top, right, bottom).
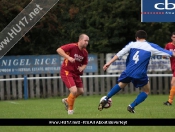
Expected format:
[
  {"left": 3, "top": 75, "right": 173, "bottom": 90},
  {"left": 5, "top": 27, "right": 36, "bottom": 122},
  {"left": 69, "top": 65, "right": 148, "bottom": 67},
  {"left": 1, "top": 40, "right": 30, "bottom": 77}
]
[{"left": 0, "top": 94, "right": 175, "bottom": 132}]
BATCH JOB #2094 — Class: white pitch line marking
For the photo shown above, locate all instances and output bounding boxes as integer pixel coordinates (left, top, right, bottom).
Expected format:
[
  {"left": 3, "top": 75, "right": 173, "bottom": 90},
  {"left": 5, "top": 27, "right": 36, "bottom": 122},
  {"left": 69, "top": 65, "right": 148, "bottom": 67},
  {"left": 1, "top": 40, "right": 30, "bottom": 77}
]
[{"left": 9, "top": 101, "right": 20, "bottom": 104}]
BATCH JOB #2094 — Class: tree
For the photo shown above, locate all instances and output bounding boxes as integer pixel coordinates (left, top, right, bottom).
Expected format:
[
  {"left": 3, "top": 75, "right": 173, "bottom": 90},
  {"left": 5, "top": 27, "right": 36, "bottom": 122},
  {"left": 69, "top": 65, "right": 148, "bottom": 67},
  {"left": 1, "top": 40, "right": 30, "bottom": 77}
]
[{"left": 1, "top": 0, "right": 175, "bottom": 55}]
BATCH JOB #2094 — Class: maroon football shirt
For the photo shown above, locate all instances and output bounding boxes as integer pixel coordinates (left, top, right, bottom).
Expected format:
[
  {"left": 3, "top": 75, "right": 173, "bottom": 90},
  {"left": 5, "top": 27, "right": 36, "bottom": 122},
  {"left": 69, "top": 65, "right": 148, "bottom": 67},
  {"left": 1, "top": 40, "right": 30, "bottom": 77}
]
[
  {"left": 165, "top": 42, "right": 175, "bottom": 70},
  {"left": 60, "top": 43, "right": 88, "bottom": 75}
]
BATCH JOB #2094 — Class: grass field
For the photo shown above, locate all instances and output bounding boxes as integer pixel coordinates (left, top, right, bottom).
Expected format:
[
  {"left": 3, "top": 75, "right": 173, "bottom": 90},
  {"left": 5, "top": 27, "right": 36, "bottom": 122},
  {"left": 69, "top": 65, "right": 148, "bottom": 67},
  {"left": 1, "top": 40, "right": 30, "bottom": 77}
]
[{"left": 0, "top": 94, "right": 175, "bottom": 132}]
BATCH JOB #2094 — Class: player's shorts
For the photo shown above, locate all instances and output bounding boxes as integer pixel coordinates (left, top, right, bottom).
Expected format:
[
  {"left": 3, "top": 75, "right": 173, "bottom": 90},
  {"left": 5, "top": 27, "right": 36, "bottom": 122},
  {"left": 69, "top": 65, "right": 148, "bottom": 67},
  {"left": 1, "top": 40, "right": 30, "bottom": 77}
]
[
  {"left": 118, "top": 72, "right": 149, "bottom": 88},
  {"left": 60, "top": 69, "right": 83, "bottom": 88}
]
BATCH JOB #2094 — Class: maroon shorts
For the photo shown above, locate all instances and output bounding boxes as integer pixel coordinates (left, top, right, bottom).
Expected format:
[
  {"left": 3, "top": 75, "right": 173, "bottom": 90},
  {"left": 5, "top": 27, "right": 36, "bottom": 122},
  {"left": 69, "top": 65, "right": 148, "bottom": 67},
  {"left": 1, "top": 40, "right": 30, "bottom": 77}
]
[{"left": 60, "top": 69, "right": 83, "bottom": 88}]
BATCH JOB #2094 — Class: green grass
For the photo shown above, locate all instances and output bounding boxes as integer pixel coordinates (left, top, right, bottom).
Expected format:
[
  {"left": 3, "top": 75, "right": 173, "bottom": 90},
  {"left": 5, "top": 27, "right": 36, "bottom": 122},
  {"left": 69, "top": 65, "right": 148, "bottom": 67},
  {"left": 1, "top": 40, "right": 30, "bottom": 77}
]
[{"left": 0, "top": 94, "right": 175, "bottom": 132}]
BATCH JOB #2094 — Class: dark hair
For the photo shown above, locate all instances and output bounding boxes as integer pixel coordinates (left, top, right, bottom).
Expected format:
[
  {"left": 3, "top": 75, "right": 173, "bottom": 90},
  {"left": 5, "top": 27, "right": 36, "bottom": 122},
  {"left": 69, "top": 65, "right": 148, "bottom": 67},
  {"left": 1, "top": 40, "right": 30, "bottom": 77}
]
[
  {"left": 135, "top": 30, "right": 147, "bottom": 39},
  {"left": 172, "top": 32, "right": 175, "bottom": 36}
]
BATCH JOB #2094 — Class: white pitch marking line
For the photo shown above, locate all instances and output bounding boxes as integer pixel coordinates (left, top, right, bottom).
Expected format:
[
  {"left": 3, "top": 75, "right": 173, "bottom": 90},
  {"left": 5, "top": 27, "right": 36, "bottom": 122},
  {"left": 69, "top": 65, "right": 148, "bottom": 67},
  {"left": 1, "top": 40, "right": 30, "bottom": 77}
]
[{"left": 9, "top": 101, "right": 20, "bottom": 104}]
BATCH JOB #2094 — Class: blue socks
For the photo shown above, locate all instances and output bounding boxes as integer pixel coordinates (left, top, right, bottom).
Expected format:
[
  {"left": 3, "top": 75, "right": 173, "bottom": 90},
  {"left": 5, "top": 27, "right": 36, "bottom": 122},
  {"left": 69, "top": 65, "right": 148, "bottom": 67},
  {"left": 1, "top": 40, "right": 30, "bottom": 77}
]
[
  {"left": 105, "top": 84, "right": 148, "bottom": 109},
  {"left": 130, "top": 92, "right": 148, "bottom": 108},
  {"left": 106, "top": 84, "right": 121, "bottom": 99}
]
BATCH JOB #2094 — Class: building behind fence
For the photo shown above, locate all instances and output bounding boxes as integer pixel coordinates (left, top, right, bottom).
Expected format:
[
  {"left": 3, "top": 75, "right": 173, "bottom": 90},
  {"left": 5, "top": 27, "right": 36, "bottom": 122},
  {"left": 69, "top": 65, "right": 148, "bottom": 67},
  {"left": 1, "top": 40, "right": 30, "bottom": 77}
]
[{"left": 0, "top": 54, "right": 172, "bottom": 100}]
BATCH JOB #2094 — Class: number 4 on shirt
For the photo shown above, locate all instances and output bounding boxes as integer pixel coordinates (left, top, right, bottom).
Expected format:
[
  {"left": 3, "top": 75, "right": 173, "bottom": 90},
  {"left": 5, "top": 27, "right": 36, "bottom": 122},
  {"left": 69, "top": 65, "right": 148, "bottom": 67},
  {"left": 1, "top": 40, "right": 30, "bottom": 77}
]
[{"left": 133, "top": 51, "right": 140, "bottom": 64}]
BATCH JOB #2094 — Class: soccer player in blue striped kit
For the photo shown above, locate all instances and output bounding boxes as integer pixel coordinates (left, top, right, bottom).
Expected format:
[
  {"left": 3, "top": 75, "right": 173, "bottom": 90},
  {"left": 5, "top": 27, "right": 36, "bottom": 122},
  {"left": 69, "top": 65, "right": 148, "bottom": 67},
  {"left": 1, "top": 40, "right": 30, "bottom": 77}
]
[{"left": 98, "top": 30, "right": 175, "bottom": 113}]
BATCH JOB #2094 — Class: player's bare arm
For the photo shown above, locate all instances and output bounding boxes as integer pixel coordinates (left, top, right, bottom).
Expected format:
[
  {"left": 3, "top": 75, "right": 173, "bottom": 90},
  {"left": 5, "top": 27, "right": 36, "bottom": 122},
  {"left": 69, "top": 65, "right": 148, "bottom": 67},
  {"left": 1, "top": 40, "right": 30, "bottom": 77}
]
[
  {"left": 56, "top": 48, "right": 75, "bottom": 63},
  {"left": 103, "top": 55, "right": 119, "bottom": 71},
  {"left": 78, "top": 65, "right": 87, "bottom": 72}
]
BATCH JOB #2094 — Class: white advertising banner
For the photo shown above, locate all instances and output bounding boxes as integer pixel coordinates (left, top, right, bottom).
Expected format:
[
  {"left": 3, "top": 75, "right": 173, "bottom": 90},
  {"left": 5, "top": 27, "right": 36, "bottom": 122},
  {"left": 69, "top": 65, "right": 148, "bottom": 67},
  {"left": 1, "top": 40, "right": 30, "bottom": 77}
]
[{"left": 106, "top": 53, "right": 171, "bottom": 73}]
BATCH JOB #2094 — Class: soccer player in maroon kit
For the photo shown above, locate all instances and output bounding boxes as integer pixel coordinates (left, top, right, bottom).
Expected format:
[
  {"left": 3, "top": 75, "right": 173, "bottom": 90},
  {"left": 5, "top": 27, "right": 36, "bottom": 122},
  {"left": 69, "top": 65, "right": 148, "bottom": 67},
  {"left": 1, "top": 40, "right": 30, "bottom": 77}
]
[
  {"left": 164, "top": 32, "right": 175, "bottom": 106},
  {"left": 56, "top": 34, "right": 89, "bottom": 114}
]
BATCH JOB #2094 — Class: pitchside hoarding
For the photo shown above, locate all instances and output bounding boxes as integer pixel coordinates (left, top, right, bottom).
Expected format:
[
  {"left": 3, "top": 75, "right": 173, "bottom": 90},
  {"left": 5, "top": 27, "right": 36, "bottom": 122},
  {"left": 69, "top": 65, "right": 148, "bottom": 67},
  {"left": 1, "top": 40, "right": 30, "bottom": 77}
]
[
  {"left": 0, "top": 54, "right": 98, "bottom": 75},
  {"left": 106, "top": 53, "right": 171, "bottom": 73}
]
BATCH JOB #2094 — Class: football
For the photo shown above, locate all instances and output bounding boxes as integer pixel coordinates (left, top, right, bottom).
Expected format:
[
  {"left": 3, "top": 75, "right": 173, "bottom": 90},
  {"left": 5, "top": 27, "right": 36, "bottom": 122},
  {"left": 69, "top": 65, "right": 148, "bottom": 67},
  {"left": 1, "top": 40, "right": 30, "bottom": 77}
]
[{"left": 100, "top": 96, "right": 112, "bottom": 109}]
